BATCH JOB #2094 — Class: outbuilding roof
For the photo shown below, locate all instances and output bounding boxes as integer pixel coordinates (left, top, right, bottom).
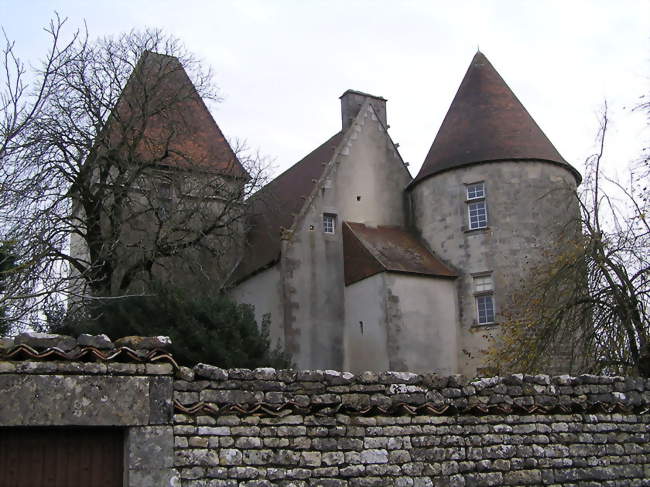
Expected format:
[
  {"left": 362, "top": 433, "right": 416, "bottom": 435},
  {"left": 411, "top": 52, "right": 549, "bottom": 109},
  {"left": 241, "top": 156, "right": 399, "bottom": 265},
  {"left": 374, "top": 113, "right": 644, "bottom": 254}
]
[
  {"left": 411, "top": 51, "right": 580, "bottom": 187},
  {"left": 342, "top": 222, "right": 456, "bottom": 286}
]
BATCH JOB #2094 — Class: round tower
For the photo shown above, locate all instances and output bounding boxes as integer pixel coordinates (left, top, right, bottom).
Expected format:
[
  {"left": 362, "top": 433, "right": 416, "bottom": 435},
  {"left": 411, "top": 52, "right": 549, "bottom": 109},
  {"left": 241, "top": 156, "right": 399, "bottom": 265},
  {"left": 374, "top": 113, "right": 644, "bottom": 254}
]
[{"left": 408, "top": 52, "right": 581, "bottom": 376}]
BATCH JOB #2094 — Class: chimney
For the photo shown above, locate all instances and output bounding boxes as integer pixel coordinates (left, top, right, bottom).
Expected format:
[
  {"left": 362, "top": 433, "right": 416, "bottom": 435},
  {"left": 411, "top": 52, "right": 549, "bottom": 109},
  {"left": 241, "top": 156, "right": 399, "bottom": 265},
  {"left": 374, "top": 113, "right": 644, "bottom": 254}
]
[{"left": 340, "top": 89, "right": 387, "bottom": 132}]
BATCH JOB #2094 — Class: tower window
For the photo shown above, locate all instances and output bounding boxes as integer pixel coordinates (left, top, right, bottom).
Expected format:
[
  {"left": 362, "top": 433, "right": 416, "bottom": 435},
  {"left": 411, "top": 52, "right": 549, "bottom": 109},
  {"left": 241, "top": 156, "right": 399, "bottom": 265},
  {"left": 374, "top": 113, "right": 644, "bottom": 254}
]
[
  {"left": 473, "top": 274, "right": 495, "bottom": 325},
  {"left": 467, "top": 182, "right": 485, "bottom": 200},
  {"left": 476, "top": 295, "right": 495, "bottom": 324},
  {"left": 466, "top": 182, "right": 487, "bottom": 230},
  {"left": 323, "top": 213, "right": 336, "bottom": 234},
  {"left": 156, "top": 180, "right": 173, "bottom": 220}
]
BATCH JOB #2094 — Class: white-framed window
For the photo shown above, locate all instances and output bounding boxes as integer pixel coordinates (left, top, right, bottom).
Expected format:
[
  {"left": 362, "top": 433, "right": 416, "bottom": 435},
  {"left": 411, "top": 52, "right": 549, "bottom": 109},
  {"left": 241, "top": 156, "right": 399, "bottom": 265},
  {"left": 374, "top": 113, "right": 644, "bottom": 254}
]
[
  {"left": 466, "top": 182, "right": 488, "bottom": 230},
  {"left": 476, "top": 295, "right": 495, "bottom": 325},
  {"left": 473, "top": 274, "right": 495, "bottom": 325},
  {"left": 466, "top": 182, "right": 485, "bottom": 200},
  {"left": 323, "top": 213, "right": 336, "bottom": 234}
]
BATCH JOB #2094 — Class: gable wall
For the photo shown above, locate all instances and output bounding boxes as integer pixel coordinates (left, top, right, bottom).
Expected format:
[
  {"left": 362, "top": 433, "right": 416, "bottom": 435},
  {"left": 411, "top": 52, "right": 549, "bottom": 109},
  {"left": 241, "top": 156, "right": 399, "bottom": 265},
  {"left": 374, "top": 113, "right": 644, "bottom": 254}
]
[
  {"left": 281, "top": 103, "right": 412, "bottom": 370},
  {"left": 334, "top": 104, "right": 411, "bottom": 227}
]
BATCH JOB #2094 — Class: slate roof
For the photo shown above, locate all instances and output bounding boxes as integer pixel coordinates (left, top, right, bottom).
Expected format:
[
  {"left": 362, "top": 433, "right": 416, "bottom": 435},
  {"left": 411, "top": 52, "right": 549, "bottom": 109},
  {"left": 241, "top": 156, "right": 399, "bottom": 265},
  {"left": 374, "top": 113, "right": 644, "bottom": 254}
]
[
  {"left": 107, "top": 51, "right": 246, "bottom": 178},
  {"left": 342, "top": 222, "right": 456, "bottom": 286},
  {"left": 231, "top": 132, "right": 344, "bottom": 282},
  {"left": 411, "top": 51, "right": 580, "bottom": 187}
]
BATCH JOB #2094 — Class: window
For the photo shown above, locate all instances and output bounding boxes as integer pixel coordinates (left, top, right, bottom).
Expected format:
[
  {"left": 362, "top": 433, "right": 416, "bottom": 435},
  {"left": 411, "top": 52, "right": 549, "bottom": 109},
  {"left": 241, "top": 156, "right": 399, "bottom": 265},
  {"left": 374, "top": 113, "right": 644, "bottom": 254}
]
[
  {"left": 323, "top": 213, "right": 336, "bottom": 234},
  {"left": 156, "top": 181, "right": 173, "bottom": 219},
  {"left": 473, "top": 274, "right": 493, "bottom": 293},
  {"left": 473, "top": 274, "right": 495, "bottom": 325},
  {"left": 466, "top": 182, "right": 487, "bottom": 230},
  {"left": 466, "top": 182, "right": 485, "bottom": 200}
]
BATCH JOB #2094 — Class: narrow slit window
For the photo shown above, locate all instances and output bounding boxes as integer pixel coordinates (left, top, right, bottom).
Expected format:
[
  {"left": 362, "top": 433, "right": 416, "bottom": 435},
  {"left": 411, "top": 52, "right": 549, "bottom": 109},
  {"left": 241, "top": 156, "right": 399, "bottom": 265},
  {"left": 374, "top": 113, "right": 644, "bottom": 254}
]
[{"left": 323, "top": 213, "right": 336, "bottom": 234}]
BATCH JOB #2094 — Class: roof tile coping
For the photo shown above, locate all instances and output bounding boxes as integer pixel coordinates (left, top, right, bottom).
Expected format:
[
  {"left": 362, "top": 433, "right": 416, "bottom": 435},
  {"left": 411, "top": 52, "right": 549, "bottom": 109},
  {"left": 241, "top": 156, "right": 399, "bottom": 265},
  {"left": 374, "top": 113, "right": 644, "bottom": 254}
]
[
  {"left": 1, "top": 333, "right": 177, "bottom": 368},
  {"left": 175, "top": 367, "right": 650, "bottom": 417}
]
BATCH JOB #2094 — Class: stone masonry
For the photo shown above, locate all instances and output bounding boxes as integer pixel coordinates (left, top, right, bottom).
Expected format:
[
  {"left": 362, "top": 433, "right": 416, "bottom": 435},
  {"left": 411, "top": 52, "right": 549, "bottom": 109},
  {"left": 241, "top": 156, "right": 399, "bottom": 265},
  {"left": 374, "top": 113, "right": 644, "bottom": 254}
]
[
  {"left": 1, "top": 334, "right": 650, "bottom": 486},
  {"left": 173, "top": 366, "right": 650, "bottom": 487}
]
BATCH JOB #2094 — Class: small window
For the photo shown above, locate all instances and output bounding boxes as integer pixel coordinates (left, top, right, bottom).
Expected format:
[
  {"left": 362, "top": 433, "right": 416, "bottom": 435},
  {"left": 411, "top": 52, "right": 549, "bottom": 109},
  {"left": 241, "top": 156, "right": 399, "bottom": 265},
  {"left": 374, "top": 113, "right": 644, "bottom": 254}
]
[
  {"left": 156, "top": 181, "right": 173, "bottom": 219},
  {"left": 474, "top": 274, "right": 493, "bottom": 293},
  {"left": 323, "top": 213, "right": 336, "bottom": 234},
  {"left": 466, "top": 182, "right": 485, "bottom": 200}
]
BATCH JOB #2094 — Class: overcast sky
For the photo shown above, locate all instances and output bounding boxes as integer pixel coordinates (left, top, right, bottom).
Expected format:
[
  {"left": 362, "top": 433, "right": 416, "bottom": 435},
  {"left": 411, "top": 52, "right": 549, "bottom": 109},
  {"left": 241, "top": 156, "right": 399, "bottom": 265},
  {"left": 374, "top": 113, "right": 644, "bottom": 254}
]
[{"left": 3, "top": 0, "right": 649, "bottom": 180}]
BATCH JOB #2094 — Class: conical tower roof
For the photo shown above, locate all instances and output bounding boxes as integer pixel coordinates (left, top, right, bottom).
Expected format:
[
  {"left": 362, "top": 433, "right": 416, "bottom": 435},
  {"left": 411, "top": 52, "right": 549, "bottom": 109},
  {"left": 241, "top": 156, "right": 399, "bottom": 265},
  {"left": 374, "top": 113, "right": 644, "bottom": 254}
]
[{"left": 411, "top": 52, "right": 580, "bottom": 186}]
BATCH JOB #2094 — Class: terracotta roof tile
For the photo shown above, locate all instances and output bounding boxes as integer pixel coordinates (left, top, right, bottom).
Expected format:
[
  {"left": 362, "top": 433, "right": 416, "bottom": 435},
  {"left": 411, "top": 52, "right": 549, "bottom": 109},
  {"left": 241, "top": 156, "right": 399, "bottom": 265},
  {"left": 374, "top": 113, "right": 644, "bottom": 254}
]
[
  {"left": 343, "top": 222, "right": 456, "bottom": 285},
  {"left": 412, "top": 51, "right": 580, "bottom": 186},
  {"left": 108, "top": 51, "right": 247, "bottom": 178}
]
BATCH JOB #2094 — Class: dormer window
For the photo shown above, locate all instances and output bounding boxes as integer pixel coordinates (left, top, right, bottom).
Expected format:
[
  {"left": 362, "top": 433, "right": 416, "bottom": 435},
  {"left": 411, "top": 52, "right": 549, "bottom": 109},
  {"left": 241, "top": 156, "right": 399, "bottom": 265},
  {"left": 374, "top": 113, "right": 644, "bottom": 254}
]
[
  {"left": 466, "top": 182, "right": 487, "bottom": 230},
  {"left": 323, "top": 213, "right": 336, "bottom": 234}
]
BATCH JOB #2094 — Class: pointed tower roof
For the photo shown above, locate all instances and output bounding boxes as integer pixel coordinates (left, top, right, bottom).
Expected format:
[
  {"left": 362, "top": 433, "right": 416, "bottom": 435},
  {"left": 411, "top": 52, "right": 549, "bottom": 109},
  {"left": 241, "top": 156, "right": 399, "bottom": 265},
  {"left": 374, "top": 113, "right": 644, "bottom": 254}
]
[
  {"left": 107, "top": 51, "right": 247, "bottom": 178},
  {"left": 411, "top": 52, "right": 580, "bottom": 186}
]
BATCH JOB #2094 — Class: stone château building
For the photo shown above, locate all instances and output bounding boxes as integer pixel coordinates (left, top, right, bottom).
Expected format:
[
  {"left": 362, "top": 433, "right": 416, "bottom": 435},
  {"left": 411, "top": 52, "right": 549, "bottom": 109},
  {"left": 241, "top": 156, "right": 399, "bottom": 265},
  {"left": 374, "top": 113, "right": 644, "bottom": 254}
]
[
  {"left": 230, "top": 52, "right": 581, "bottom": 376},
  {"left": 76, "top": 51, "right": 581, "bottom": 376}
]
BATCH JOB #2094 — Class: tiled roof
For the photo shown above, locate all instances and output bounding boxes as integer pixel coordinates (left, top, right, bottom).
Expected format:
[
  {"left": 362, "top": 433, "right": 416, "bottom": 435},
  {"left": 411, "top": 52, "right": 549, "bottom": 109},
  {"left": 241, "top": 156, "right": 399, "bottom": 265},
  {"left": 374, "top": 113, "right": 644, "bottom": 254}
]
[
  {"left": 106, "top": 51, "right": 247, "bottom": 178},
  {"left": 231, "top": 132, "right": 344, "bottom": 282},
  {"left": 411, "top": 51, "right": 581, "bottom": 186},
  {"left": 343, "top": 222, "right": 456, "bottom": 286}
]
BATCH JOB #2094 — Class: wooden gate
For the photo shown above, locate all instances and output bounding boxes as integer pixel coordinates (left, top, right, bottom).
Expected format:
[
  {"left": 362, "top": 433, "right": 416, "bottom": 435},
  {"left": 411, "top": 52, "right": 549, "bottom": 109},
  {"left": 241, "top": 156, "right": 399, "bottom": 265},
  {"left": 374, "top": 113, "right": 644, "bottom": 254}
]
[{"left": 0, "top": 428, "right": 123, "bottom": 487}]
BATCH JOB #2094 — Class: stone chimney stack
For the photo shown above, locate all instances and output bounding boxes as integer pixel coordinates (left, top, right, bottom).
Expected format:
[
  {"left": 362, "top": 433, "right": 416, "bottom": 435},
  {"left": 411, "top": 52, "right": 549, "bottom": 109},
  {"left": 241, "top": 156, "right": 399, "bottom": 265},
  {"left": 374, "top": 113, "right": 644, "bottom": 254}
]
[{"left": 340, "top": 90, "right": 387, "bottom": 132}]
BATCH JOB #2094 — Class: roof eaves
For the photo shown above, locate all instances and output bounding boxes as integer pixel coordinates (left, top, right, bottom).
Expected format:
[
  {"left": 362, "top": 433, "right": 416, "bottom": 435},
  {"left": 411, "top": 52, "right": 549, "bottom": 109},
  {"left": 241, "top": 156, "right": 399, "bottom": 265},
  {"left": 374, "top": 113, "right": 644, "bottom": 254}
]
[{"left": 408, "top": 157, "right": 583, "bottom": 190}]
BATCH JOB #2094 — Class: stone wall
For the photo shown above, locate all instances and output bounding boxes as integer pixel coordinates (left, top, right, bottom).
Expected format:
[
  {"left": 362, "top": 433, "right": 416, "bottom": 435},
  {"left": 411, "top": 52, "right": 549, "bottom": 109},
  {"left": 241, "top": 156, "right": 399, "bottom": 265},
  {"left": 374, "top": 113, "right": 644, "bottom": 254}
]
[
  {"left": 0, "top": 333, "right": 178, "bottom": 486},
  {"left": 173, "top": 366, "right": 650, "bottom": 486},
  {"left": 1, "top": 334, "right": 650, "bottom": 486}
]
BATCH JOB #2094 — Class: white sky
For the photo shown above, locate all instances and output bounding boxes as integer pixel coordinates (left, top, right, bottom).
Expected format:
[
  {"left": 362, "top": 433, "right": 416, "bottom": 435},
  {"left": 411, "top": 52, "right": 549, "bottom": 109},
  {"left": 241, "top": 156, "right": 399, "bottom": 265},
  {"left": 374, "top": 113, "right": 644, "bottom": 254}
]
[{"left": 2, "top": 0, "right": 649, "bottom": 180}]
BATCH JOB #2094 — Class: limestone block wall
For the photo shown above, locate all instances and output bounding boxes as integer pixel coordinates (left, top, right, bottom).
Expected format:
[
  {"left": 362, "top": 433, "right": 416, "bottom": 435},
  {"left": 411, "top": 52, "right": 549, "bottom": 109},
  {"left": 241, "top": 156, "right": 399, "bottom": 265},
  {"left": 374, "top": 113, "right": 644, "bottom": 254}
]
[{"left": 173, "top": 366, "right": 650, "bottom": 486}]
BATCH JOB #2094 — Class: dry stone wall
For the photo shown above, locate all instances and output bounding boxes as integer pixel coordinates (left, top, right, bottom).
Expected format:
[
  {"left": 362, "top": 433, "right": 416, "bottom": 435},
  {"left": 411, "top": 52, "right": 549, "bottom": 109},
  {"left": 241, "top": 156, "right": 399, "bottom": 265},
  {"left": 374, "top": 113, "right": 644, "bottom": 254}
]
[{"left": 1, "top": 334, "right": 650, "bottom": 486}]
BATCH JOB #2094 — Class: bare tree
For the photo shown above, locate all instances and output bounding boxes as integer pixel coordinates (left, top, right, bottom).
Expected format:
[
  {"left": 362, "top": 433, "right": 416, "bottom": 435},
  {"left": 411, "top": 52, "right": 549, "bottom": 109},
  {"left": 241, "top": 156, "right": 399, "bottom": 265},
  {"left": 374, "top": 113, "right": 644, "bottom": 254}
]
[
  {"left": 489, "top": 108, "right": 650, "bottom": 376},
  {"left": 0, "top": 20, "right": 265, "bottom": 331}
]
